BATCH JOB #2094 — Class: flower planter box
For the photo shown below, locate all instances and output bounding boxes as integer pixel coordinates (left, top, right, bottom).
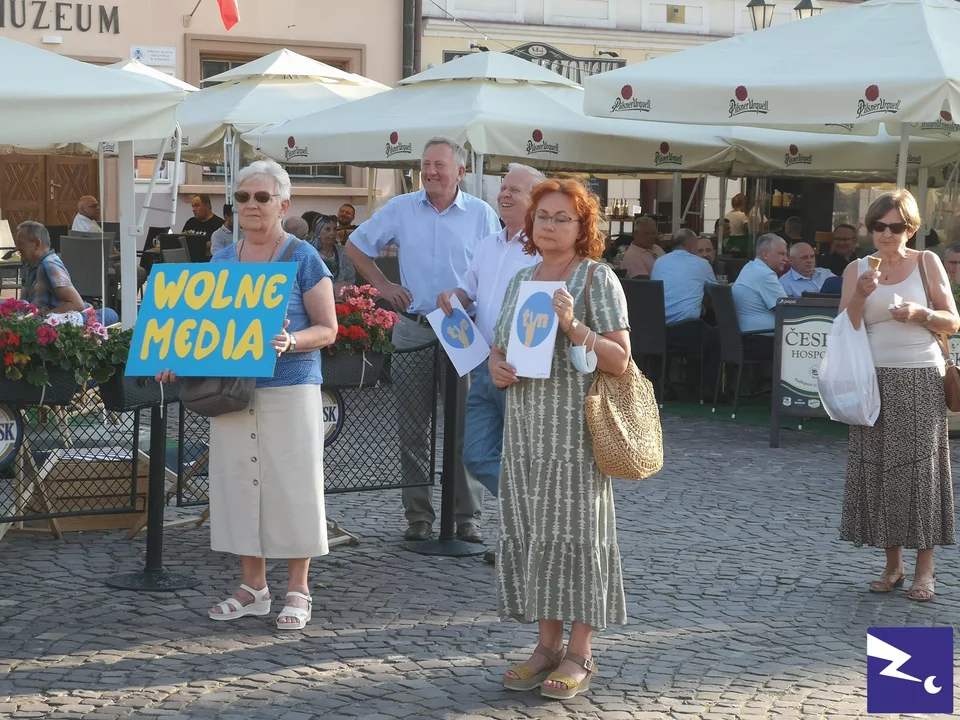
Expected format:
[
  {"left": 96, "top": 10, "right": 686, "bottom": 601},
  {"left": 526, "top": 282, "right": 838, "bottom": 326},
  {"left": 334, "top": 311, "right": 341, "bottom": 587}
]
[
  {"left": 98, "top": 366, "right": 181, "bottom": 412},
  {"left": 0, "top": 368, "right": 79, "bottom": 406},
  {"left": 322, "top": 352, "right": 387, "bottom": 390}
]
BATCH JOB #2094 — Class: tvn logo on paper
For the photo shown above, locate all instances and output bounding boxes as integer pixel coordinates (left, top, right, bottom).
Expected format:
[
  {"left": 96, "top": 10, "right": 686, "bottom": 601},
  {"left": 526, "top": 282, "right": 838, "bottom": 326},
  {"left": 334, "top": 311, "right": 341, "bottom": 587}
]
[{"left": 866, "top": 627, "right": 953, "bottom": 714}]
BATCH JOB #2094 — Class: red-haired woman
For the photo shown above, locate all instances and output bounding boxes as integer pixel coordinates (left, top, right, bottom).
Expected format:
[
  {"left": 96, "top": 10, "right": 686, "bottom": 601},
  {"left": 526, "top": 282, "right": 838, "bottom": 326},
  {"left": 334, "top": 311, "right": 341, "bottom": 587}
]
[{"left": 489, "top": 179, "right": 631, "bottom": 700}]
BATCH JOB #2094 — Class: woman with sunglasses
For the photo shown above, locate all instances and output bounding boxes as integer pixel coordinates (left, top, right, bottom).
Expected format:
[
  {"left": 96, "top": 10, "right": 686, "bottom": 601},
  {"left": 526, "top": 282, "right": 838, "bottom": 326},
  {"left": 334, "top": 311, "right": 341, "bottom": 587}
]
[
  {"left": 157, "top": 159, "right": 338, "bottom": 629},
  {"left": 838, "top": 189, "right": 959, "bottom": 602},
  {"left": 311, "top": 214, "right": 356, "bottom": 292}
]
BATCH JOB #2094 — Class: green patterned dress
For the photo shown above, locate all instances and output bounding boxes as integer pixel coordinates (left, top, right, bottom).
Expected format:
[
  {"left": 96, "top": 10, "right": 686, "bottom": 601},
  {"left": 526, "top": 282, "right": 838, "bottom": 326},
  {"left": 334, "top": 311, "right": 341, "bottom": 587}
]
[{"left": 492, "top": 259, "right": 629, "bottom": 630}]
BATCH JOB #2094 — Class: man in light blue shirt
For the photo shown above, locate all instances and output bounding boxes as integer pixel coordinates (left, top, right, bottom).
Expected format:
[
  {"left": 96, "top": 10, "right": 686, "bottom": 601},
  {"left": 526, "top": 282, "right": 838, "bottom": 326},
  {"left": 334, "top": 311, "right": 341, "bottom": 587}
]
[
  {"left": 651, "top": 229, "right": 719, "bottom": 398},
  {"left": 779, "top": 241, "right": 835, "bottom": 297},
  {"left": 732, "top": 233, "right": 788, "bottom": 334},
  {"left": 346, "top": 137, "right": 500, "bottom": 544}
]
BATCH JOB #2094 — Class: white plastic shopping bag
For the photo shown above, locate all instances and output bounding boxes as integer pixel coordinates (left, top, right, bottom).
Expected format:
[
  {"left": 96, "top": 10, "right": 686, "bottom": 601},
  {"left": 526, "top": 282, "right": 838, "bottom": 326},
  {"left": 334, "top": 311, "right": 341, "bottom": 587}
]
[{"left": 817, "top": 310, "right": 881, "bottom": 426}]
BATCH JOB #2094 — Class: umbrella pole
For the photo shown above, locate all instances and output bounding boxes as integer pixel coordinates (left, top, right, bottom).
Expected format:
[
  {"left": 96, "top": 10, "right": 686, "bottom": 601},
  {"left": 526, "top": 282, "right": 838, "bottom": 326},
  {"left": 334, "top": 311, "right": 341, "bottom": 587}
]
[
  {"left": 671, "top": 172, "right": 682, "bottom": 232},
  {"left": 896, "top": 124, "right": 910, "bottom": 189},
  {"left": 917, "top": 167, "right": 929, "bottom": 250},
  {"left": 473, "top": 152, "right": 484, "bottom": 198},
  {"left": 718, "top": 174, "right": 728, "bottom": 251}
]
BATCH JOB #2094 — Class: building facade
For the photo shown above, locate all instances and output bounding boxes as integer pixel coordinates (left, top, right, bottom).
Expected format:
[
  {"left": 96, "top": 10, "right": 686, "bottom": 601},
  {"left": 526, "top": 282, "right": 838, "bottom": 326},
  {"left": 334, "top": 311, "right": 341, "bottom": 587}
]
[{"left": 0, "top": 0, "right": 402, "bottom": 231}]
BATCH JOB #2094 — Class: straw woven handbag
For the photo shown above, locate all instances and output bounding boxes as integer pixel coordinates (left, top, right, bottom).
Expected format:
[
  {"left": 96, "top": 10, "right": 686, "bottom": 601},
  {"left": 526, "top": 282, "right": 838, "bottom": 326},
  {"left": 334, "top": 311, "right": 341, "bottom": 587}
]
[{"left": 581, "top": 262, "right": 663, "bottom": 480}]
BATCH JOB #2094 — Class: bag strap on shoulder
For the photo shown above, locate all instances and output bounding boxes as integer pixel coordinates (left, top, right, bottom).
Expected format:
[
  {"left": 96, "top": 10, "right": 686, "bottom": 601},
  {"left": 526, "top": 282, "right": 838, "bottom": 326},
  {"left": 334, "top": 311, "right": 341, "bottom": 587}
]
[
  {"left": 915, "top": 250, "right": 952, "bottom": 364},
  {"left": 279, "top": 237, "right": 302, "bottom": 263}
]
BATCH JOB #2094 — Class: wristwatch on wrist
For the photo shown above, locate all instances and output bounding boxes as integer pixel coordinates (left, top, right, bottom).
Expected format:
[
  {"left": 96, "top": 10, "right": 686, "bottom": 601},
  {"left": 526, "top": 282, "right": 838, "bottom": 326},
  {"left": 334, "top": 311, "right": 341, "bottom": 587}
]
[
  {"left": 288, "top": 333, "right": 298, "bottom": 352},
  {"left": 568, "top": 318, "right": 579, "bottom": 335},
  {"left": 922, "top": 310, "right": 935, "bottom": 326}
]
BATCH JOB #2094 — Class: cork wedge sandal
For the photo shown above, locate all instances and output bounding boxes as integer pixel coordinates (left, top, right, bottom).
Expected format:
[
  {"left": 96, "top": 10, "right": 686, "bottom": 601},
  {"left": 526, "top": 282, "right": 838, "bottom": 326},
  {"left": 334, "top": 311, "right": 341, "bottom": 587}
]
[
  {"left": 540, "top": 652, "right": 596, "bottom": 700},
  {"left": 503, "top": 644, "right": 566, "bottom": 691}
]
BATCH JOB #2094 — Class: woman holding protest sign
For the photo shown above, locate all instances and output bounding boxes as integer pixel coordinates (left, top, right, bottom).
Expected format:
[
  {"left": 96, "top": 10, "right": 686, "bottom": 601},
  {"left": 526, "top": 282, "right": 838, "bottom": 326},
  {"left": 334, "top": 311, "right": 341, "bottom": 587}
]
[
  {"left": 157, "top": 159, "right": 337, "bottom": 630},
  {"left": 489, "top": 179, "right": 630, "bottom": 699}
]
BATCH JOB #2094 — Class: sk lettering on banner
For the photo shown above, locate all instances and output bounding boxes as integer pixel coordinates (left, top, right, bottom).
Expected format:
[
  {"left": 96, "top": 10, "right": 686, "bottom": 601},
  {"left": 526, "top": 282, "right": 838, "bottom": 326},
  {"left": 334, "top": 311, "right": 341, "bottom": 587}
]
[
  {"left": 426, "top": 295, "right": 490, "bottom": 377},
  {"left": 507, "top": 281, "right": 565, "bottom": 378},
  {"left": 126, "top": 263, "right": 295, "bottom": 378}
]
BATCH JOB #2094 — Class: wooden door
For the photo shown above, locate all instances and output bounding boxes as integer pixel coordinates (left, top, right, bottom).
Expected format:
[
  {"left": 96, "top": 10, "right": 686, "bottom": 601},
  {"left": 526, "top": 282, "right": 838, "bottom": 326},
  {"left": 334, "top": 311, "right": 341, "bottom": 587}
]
[
  {"left": 45, "top": 156, "right": 98, "bottom": 227},
  {"left": 0, "top": 155, "right": 45, "bottom": 228}
]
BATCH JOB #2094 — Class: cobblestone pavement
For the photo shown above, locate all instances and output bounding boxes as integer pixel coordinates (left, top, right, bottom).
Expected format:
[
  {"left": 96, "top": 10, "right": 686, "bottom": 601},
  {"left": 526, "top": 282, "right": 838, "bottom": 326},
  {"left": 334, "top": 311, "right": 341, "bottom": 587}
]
[{"left": 2, "top": 415, "right": 959, "bottom": 720}]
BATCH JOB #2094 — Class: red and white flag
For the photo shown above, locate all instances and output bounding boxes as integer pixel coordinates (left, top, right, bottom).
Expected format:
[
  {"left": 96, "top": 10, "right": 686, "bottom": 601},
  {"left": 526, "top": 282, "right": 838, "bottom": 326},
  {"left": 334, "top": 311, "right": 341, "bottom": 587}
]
[{"left": 217, "top": 0, "right": 240, "bottom": 31}]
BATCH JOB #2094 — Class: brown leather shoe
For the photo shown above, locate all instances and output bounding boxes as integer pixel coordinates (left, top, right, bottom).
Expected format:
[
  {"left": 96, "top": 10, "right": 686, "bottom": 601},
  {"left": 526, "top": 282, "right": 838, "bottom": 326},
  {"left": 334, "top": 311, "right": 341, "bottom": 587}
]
[
  {"left": 404, "top": 521, "right": 432, "bottom": 541},
  {"left": 456, "top": 522, "right": 483, "bottom": 544}
]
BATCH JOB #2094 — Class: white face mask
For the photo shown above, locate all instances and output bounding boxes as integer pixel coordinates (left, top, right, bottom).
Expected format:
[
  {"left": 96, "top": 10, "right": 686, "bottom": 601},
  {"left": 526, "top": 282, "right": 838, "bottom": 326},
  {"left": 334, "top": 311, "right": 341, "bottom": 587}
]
[{"left": 568, "top": 330, "right": 597, "bottom": 374}]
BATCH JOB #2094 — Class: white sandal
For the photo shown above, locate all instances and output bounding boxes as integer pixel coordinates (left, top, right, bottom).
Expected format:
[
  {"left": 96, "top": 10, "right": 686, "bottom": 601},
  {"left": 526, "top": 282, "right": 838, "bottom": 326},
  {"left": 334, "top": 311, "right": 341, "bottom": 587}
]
[
  {"left": 208, "top": 583, "right": 271, "bottom": 621},
  {"left": 276, "top": 591, "right": 312, "bottom": 630}
]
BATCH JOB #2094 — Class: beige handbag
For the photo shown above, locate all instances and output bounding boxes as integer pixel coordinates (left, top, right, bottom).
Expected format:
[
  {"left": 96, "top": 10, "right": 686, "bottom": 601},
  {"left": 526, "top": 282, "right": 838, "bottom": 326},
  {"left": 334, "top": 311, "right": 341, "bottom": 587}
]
[{"left": 581, "top": 262, "right": 664, "bottom": 480}]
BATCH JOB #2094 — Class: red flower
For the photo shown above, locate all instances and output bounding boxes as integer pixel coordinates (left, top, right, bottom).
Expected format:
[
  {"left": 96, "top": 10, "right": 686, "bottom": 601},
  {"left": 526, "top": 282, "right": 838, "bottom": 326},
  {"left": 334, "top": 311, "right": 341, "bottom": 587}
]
[
  {"left": 3, "top": 352, "right": 13, "bottom": 367},
  {"left": 36, "top": 325, "right": 57, "bottom": 345},
  {"left": 5, "top": 330, "right": 19, "bottom": 347}
]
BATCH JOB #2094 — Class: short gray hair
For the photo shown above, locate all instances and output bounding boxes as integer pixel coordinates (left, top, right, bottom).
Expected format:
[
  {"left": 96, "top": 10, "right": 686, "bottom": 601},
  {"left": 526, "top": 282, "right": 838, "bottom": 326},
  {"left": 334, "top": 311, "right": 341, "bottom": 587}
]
[
  {"left": 945, "top": 241, "right": 960, "bottom": 256},
  {"left": 17, "top": 221, "right": 50, "bottom": 249},
  {"left": 756, "top": 233, "right": 786, "bottom": 256},
  {"left": 789, "top": 241, "right": 815, "bottom": 258},
  {"left": 237, "top": 159, "right": 292, "bottom": 202},
  {"left": 670, "top": 228, "right": 698, "bottom": 251},
  {"left": 505, "top": 163, "right": 546, "bottom": 187},
  {"left": 423, "top": 136, "right": 467, "bottom": 169}
]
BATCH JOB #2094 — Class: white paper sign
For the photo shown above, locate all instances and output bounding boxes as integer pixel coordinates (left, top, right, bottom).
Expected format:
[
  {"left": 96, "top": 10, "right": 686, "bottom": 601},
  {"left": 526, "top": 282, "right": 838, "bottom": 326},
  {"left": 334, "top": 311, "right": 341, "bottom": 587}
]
[
  {"left": 426, "top": 296, "right": 490, "bottom": 377},
  {"left": 506, "top": 281, "right": 565, "bottom": 378}
]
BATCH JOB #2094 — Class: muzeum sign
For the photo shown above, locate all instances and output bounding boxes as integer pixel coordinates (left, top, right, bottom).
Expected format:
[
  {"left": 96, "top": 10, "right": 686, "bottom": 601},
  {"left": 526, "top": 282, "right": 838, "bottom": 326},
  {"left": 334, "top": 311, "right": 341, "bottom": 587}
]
[{"left": 0, "top": 1, "right": 120, "bottom": 33}]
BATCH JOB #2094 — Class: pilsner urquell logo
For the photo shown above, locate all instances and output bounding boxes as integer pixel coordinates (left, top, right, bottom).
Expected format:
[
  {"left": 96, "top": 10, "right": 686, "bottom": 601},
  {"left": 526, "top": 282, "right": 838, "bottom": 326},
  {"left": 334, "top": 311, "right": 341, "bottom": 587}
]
[
  {"left": 654, "top": 142, "right": 683, "bottom": 166},
  {"left": 784, "top": 144, "right": 813, "bottom": 167},
  {"left": 611, "top": 85, "right": 652, "bottom": 113},
  {"left": 729, "top": 86, "right": 769, "bottom": 118},
  {"left": 526, "top": 129, "right": 559, "bottom": 156},
  {"left": 857, "top": 85, "right": 901, "bottom": 118},
  {"left": 284, "top": 136, "right": 308, "bottom": 161},
  {"left": 385, "top": 131, "right": 412, "bottom": 158},
  {"left": 919, "top": 110, "right": 960, "bottom": 134}
]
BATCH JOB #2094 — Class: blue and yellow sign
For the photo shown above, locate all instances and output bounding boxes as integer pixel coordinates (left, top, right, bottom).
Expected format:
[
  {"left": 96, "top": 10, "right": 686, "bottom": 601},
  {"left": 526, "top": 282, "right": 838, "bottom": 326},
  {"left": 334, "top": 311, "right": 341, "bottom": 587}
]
[
  {"left": 441, "top": 309, "right": 475, "bottom": 349},
  {"left": 516, "top": 292, "right": 555, "bottom": 347},
  {"left": 126, "top": 263, "right": 296, "bottom": 378}
]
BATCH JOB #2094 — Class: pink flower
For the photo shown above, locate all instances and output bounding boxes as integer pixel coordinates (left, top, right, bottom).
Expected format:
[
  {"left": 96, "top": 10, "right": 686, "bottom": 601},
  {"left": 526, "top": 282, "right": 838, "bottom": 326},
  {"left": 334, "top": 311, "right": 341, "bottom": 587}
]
[
  {"left": 45, "top": 315, "right": 61, "bottom": 326},
  {"left": 36, "top": 325, "right": 57, "bottom": 345}
]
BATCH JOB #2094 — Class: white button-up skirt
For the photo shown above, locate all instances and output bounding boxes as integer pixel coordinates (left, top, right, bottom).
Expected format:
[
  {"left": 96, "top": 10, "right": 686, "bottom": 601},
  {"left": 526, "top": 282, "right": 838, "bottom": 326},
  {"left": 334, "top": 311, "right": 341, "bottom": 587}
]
[{"left": 209, "top": 384, "right": 328, "bottom": 559}]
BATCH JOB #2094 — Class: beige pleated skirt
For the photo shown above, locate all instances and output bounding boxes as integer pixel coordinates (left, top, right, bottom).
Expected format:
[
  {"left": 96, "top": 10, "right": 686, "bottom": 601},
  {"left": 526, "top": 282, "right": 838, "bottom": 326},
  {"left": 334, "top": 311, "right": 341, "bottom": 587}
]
[{"left": 208, "top": 384, "right": 328, "bottom": 559}]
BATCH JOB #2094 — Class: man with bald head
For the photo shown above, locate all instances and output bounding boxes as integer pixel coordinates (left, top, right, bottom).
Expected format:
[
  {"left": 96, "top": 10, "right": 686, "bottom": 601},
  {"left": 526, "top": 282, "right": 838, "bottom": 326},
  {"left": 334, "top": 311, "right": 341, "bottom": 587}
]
[
  {"left": 71, "top": 195, "right": 102, "bottom": 233},
  {"left": 779, "top": 241, "right": 835, "bottom": 297},
  {"left": 282, "top": 215, "right": 310, "bottom": 240},
  {"left": 620, "top": 216, "right": 664, "bottom": 278}
]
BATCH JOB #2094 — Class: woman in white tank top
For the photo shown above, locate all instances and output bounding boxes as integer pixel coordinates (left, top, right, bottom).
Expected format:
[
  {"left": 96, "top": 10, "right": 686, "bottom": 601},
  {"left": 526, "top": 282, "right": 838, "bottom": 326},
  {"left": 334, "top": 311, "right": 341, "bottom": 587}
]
[{"left": 837, "top": 189, "right": 959, "bottom": 602}]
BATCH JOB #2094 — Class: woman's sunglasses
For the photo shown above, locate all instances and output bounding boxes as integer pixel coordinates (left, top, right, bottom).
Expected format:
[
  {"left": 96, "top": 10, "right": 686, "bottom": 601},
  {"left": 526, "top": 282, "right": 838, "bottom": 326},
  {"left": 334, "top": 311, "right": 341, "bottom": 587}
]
[
  {"left": 870, "top": 221, "right": 909, "bottom": 235},
  {"left": 234, "top": 190, "right": 279, "bottom": 204}
]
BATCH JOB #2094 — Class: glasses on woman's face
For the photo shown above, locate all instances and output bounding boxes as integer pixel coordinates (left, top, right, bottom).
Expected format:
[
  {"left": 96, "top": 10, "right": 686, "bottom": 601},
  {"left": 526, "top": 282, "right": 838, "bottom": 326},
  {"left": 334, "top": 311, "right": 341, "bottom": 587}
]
[
  {"left": 534, "top": 211, "right": 578, "bottom": 228},
  {"left": 234, "top": 190, "right": 279, "bottom": 205},
  {"left": 871, "top": 220, "right": 909, "bottom": 235}
]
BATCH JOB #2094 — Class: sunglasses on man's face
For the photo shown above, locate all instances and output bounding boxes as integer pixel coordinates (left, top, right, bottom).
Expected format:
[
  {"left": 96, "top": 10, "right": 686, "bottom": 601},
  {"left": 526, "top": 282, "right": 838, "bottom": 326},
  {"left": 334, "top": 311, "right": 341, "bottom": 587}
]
[
  {"left": 870, "top": 221, "right": 909, "bottom": 235},
  {"left": 234, "top": 190, "right": 279, "bottom": 204}
]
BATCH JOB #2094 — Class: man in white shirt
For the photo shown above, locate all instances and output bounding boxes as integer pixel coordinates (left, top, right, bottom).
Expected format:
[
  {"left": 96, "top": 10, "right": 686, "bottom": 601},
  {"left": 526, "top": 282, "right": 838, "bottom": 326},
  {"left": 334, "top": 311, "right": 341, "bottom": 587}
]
[
  {"left": 71, "top": 196, "right": 101, "bottom": 233},
  {"left": 347, "top": 137, "right": 501, "bottom": 543},
  {"left": 436, "top": 163, "right": 543, "bottom": 559}
]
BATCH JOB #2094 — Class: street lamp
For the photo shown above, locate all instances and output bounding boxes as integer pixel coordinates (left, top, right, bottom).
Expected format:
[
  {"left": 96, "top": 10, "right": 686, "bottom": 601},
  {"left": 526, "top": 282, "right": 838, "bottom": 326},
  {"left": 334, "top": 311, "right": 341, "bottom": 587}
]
[
  {"left": 793, "top": 0, "right": 822, "bottom": 19},
  {"left": 747, "top": 0, "right": 776, "bottom": 30}
]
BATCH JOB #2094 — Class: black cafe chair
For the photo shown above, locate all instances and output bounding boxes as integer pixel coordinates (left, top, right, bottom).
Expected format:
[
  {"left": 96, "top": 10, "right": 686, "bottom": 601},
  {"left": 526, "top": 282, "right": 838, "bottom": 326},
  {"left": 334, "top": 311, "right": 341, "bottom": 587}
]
[
  {"left": 621, "top": 278, "right": 668, "bottom": 406},
  {"left": 704, "top": 283, "right": 773, "bottom": 419}
]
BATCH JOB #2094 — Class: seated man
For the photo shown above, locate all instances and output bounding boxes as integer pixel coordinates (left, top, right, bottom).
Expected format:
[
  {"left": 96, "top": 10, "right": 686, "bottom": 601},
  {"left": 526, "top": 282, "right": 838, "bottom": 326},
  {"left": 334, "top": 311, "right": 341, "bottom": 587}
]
[
  {"left": 282, "top": 215, "right": 310, "bottom": 240},
  {"left": 210, "top": 204, "right": 242, "bottom": 255},
  {"left": 620, "top": 216, "right": 664, "bottom": 278},
  {"left": 779, "top": 242, "right": 835, "bottom": 297},
  {"left": 651, "top": 228, "right": 720, "bottom": 395},
  {"left": 16, "top": 221, "right": 118, "bottom": 325},
  {"left": 731, "top": 233, "right": 787, "bottom": 358},
  {"left": 697, "top": 235, "right": 726, "bottom": 279},
  {"left": 72, "top": 195, "right": 102, "bottom": 233},
  {"left": 817, "top": 224, "right": 859, "bottom": 276}
]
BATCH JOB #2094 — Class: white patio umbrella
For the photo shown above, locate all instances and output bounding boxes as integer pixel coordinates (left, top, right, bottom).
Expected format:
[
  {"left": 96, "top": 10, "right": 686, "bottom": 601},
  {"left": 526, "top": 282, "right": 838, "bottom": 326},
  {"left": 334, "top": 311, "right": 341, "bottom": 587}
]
[
  {"left": 247, "top": 52, "right": 737, "bottom": 176},
  {"left": 582, "top": 0, "right": 960, "bottom": 187},
  {"left": 107, "top": 59, "right": 200, "bottom": 93},
  {"left": 0, "top": 36, "right": 183, "bottom": 146}
]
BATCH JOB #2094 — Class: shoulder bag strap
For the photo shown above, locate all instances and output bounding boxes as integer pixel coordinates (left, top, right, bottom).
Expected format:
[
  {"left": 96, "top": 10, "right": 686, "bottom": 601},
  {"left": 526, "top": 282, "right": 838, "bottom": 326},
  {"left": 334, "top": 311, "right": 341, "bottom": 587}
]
[
  {"left": 278, "top": 237, "right": 302, "bottom": 263},
  {"left": 915, "top": 250, "right": 953, "bottom": 365}
]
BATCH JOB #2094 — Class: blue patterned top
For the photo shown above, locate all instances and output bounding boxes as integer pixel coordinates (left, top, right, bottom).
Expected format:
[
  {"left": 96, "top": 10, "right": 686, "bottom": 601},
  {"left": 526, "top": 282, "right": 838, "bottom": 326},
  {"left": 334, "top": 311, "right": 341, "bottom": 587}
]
[{"left": 212, "top": 235, "right": 332, "bottom": 388}]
